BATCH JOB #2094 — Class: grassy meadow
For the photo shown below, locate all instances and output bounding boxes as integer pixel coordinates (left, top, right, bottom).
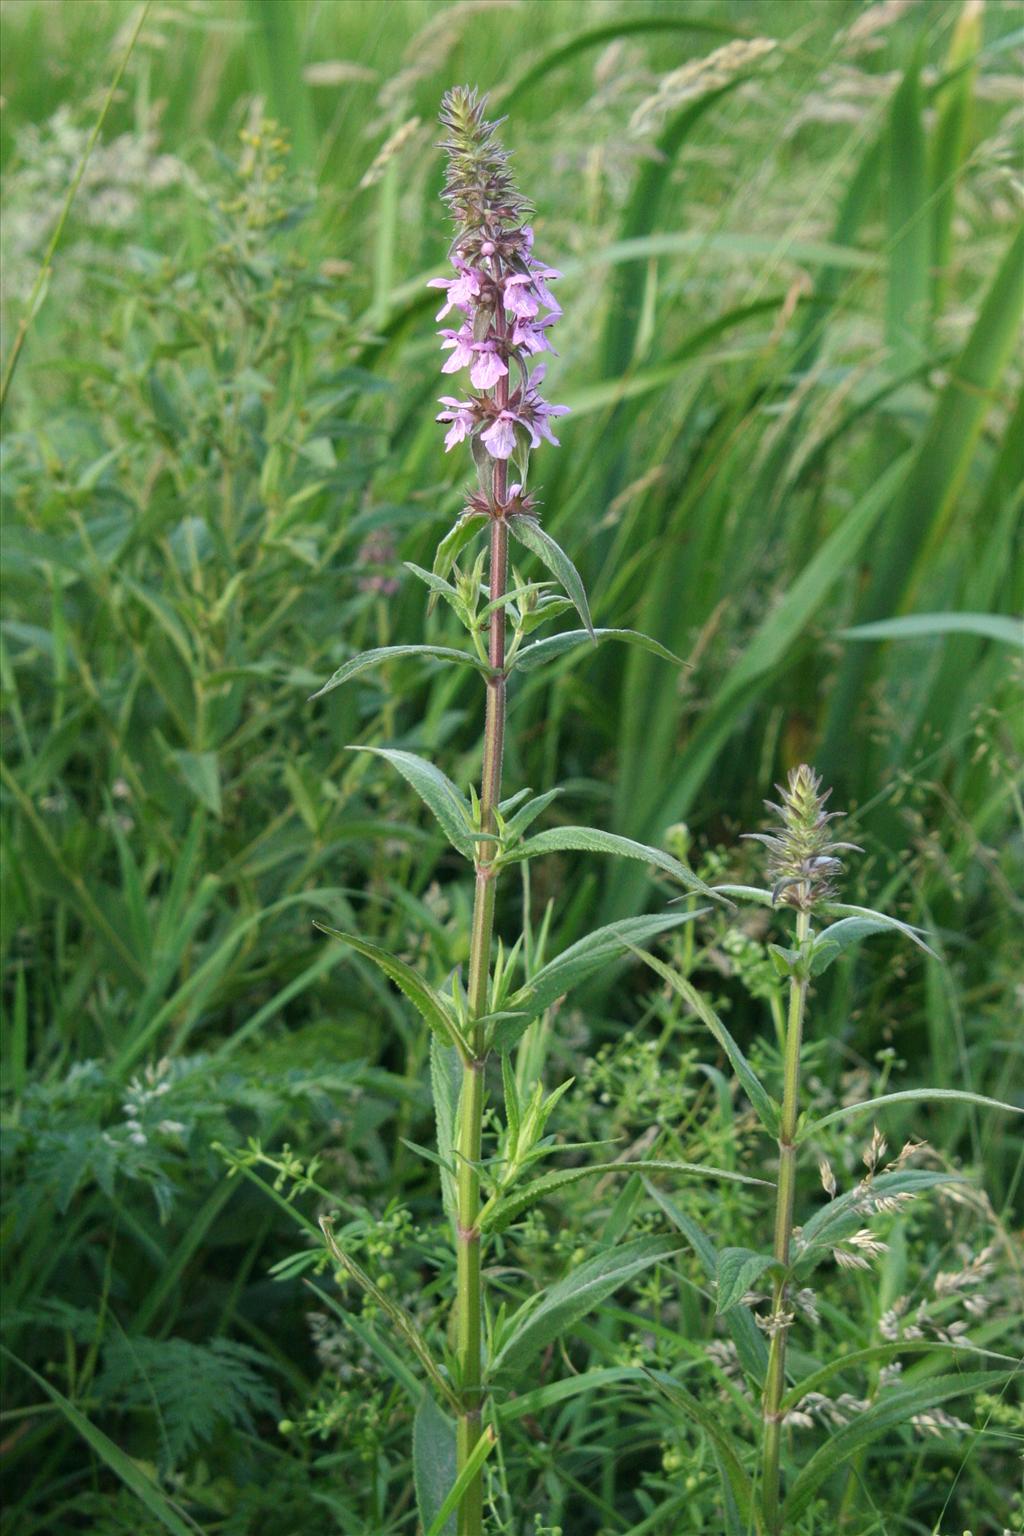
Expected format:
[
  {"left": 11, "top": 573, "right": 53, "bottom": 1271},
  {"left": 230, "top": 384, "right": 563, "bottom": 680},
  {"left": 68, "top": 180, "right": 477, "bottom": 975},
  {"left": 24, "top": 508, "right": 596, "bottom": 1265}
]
[{"left": 1, "top": 1, "right": 1022, "bottom": 1533}]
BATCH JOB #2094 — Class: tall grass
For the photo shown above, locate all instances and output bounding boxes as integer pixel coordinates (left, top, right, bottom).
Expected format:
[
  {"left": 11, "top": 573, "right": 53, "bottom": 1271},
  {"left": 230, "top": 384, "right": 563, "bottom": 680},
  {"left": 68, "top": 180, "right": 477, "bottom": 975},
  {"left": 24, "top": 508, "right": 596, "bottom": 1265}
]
[{"left": 1, "top": 1, "right": 1021, "bottom": 1532}]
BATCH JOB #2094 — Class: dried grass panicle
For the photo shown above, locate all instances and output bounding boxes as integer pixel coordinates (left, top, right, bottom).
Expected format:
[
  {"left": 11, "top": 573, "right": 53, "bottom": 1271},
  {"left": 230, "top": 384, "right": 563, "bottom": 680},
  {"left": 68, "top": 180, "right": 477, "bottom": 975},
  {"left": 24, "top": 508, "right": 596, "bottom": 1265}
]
[{"left": 630, "top": 38, "right": 778, "bottom": 137}]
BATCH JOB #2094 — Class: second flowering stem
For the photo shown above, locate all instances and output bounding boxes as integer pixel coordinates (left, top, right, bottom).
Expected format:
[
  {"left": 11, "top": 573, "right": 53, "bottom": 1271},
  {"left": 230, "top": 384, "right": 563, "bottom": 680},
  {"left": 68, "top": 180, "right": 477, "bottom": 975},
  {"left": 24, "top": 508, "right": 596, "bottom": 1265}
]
[{"left": 761, "top": 903, "right": 810, "bottom": 1532}]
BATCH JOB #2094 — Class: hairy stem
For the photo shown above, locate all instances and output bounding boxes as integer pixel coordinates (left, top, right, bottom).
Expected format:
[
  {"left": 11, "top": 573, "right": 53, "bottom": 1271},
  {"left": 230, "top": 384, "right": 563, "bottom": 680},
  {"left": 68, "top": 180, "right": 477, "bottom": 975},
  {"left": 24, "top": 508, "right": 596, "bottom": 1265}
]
[
  {"left": 455, "top": 380, "right": 509, "bottom": 1535},
  {"left": 761, "top": 905, "right": 810, "bottom": 1532}
]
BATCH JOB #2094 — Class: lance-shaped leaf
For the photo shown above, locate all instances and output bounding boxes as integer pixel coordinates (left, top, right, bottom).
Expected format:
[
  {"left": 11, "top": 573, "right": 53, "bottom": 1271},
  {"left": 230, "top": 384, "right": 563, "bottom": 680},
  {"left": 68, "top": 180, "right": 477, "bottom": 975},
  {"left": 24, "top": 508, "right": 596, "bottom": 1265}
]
[
  {"left": 484, "top": 1158, "right": 770, "bottom": 1235},
  {"left": 494, "top": 911, "right": 704, "bottom": 1051},
  {"left": 644, "top": 1369, "right": 755, "bottom": 1526},
  {"left": 715, "top": 1247, "right": 780, "bottom": 1313},
  {"left": 800, "top": 1087, "right": 1023, "bottom": 1144},
  {"left": 513, "top": 626, "right": 682, "bottom": 674},
  {"left": 712, "top": 888, "right": 937, "bottom": 962},
  {"left": 501, "top": 786, "right": 563, "bottom": 845},
  {"left": 430, "top": 1037, "right": 460, "bottom": 1233},
  {"left": 644, "top": 1181, "right": 767, "bottom": 1382},
  {"left": 310, "top": 644, "right": 488, "bottom": 700},
  {"left": 414, "top": 1394, "right": 457, "bottom": 1536},
  {"left": 1, "top": 1349, "right": 200, "bottom": 1536},
  {"left": 819, "top": 901, "right": 936, "bottom": 957},
  {"left": 502, "top": 825, "right": 720, "bottom": 899},
  {"left": 626, "top": 943, "right": 779, "bottom": 1135},
  {"left": 433, "top": 510, "right": 488, "bottom": 582},
  {"left": 783, "top": 1371, "right": 1011, "bottom": 1523},
  {"left": 403, "top": 562, "right": 464, "bottom": 618},
  {"left": 489, "top": 1235, "right": 678, "bottom": 1380},
  {"left": 351, "top": 747, "right": 477, "bottom": 860},
  {"left": 710, "top": 883, "right": 774, "bottom": 905},
  {"left": 796, "top": 1169, "right": 962, "bottom": 1268},
  {"left": 314, "top": 923, "right": 472, "bottom": 1061},
  {"left": 321, "top": 1219, "right": 460, "bottom": 1412},
  {"left": 507, "top": 514, "right": 595, "bottom": 637},
  {"left": 424, "top": 1427, "right": 497, "bottom": 1536},
  {"left": 810, "top": 913, "right": 936, "bottom": 974},
  {"left": 782, "top": 1339, "right": 1016, "bottom": 1416}
]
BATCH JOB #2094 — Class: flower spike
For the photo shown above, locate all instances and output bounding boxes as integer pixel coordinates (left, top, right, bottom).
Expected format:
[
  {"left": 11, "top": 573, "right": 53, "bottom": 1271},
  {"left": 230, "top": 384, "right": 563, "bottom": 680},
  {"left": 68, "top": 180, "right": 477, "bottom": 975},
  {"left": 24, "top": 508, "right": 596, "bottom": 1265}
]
[
  {"left": 743, "top": 764, "right": 862, "bottom": 912},
  {"left": 429, "top": 86, "right": 567, "bottom": 470}
]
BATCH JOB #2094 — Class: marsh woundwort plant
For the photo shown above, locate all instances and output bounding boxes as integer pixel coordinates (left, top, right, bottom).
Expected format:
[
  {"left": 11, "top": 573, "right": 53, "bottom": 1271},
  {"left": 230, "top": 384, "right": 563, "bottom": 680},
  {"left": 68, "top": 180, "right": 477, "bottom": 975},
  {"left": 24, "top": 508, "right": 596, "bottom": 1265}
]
[
  {"left": 306, "top": 90, "right": 1019, "bottom": 1536},
  {"left": 629, "top": 762, "right": 1024, "bottom": 1530},
  {"left": 744, "top": 766, "right": 862, "bottom": 1530},
  {"left": 310, "top": 86, "right": 759, "bottom": 1535}
]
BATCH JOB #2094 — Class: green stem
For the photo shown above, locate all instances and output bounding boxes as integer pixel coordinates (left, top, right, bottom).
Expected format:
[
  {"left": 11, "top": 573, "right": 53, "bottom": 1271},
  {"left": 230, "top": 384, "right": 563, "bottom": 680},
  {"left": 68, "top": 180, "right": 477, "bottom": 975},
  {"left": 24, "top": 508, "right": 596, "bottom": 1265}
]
[
  {"left": 455, "top": 455, "right": 508, "bottom": 1534},
  {"left": 761, "top": 904, "right": 810, "bottom": 1533}
]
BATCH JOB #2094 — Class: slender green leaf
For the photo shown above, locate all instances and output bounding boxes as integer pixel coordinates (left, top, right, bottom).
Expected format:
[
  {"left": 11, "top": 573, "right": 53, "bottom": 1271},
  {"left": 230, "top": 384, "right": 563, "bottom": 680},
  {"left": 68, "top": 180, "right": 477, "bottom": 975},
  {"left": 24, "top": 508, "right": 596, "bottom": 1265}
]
[
  {"left": 513, "top": 626, "right": 682, "bottom": 673},
  {"left": 496, "top": 912, "right": 704, "bottom": 1051},
  {"left": 169, "top": 749, "right": 221, "bottom": 818},
  {"left": 414, "top": 1394, "right": 457, "bottom": 1536},
  {"left": 490, "top": 1236, "right": 678, "bottom": 1379},
  {"left": 716, "top": 1248, "right": 779, "bottom": 1313},
  {"left": 320, "top": 1220, "right": 460, "bottom": 1412},
  {"left": 930, "top": 0, "right": 983, "bottom": 319},
  {"left": 1, "top": 1349, "right": 200, "bottom": 1536},
  {"left": 801, "top": 1088, "right": 1022, "bottom": 1143},
  {"left": 433, "top": 511, "right": 488, "bottom": 582},
  {"left": 782, "top": 1339, "right": 1017, "bottom": 1413},
  {"left": 798, "top": 1170, "right": 961, "bottom": 1259},
  {"left": 810, "top": 914, "right": 933, "bottom": 973},
  {"left": 712, "top": 884, "right": 774, "bottom": 906},
  {"left": 424, "top": 1427, "right": 497, "bottom": 1536},
  {"left": 820, "top": 901, "right": 936, "bottom": 957},
  {"left": 505, "top": 825, "right": 719, "bottom": 899},
  {"left": 501, "top": 16, "right": 743, "bottom": 108},
  {"left": 840, "top": 612, "right": 1023, "bottom": 647},
  {"left": 497, "top": 1366, "right": 648, "bottom": 1423},
  {"left": 310, "top": 644, "right": 487, "bottom": 700},
  {"left": 485, "top": 1158, "right": 769, "bottom": 1235},
  {"left": 783, "top": 1371, "right": 1013, "bottom": 1522},
  {"left": 352, "top": 747, "right": 476, "bottom": 860},
  {"left": 502, "top": 787, "right": 564, "bottom": 844},
  {"left": 887, "top": 51, "right": 930, "bottom": 371},
  {"left": 507, "top": 515, "right": 594, "bottom": 637},
  {"left": 431, "top": 1036, "right": 460, "bottom": 1233},
  {"left": 645, "top": 1369, "right": 755, "bottom": 1522},
  {"left": 625, "top": 944, "right": 779, "bottom": 1134},
  {"left": 578, "top": 230, "right": 882, "bottom": 280},
  {"left": 314, "top": 924, "right": 472, "bottom": 1060}
]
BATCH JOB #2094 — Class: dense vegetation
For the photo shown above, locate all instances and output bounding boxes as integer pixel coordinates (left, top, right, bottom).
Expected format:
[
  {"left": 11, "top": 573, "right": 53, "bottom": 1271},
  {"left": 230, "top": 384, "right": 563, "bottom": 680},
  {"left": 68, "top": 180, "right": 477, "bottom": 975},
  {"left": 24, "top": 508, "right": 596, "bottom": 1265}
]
[{"left": 1, "top": 2, "right": 1021, "bottom": 1534}]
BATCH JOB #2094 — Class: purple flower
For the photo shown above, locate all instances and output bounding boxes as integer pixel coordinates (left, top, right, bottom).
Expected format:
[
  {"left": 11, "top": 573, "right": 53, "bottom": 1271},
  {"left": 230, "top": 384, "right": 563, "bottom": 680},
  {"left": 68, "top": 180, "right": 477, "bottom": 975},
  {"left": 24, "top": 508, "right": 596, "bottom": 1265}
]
[
  {"left": 518, "top": 362, "right": 570, "bottom": 448},
  {"left": 436, "top": 396, "right": 476, "bottom": 452},
  {"left": 432, "top": 92, "right": 567, "bottom": 469},
  {"left": 428, "top": 261, "right": 482, "bottom": 321},
  {"left": 503, "top": 273, "right": 539, "bottom": 319},
  {"left": 481, "top": 411, "right": 519, "bottom": 460},
  {"left": 527, "top": 262, "right": 562, "bottom": 314},
  {"left": 469, "top": 343, "right": 508, "bottom": 391},
  {"left": 439, "top": 325, "right": 476, "bottom": 373},
  {"left": 511, "top": 313, "right": 558, "bottom": 356}
]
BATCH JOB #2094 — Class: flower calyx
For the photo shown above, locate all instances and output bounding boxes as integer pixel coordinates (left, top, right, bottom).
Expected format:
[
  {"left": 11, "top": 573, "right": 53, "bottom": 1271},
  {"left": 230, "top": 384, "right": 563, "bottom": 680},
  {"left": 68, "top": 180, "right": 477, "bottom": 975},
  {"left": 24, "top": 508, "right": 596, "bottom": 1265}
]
[{"left": 465, "top": 483, "right": 540, "bottom": 522}]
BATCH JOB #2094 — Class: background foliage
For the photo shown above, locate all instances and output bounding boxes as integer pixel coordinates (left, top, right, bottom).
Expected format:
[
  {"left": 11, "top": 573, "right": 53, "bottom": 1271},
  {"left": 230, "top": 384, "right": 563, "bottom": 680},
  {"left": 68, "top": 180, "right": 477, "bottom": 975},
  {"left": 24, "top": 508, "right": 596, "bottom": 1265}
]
[{"left": 1, "top": 2, "right": 1021, "bottom": 1533}]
